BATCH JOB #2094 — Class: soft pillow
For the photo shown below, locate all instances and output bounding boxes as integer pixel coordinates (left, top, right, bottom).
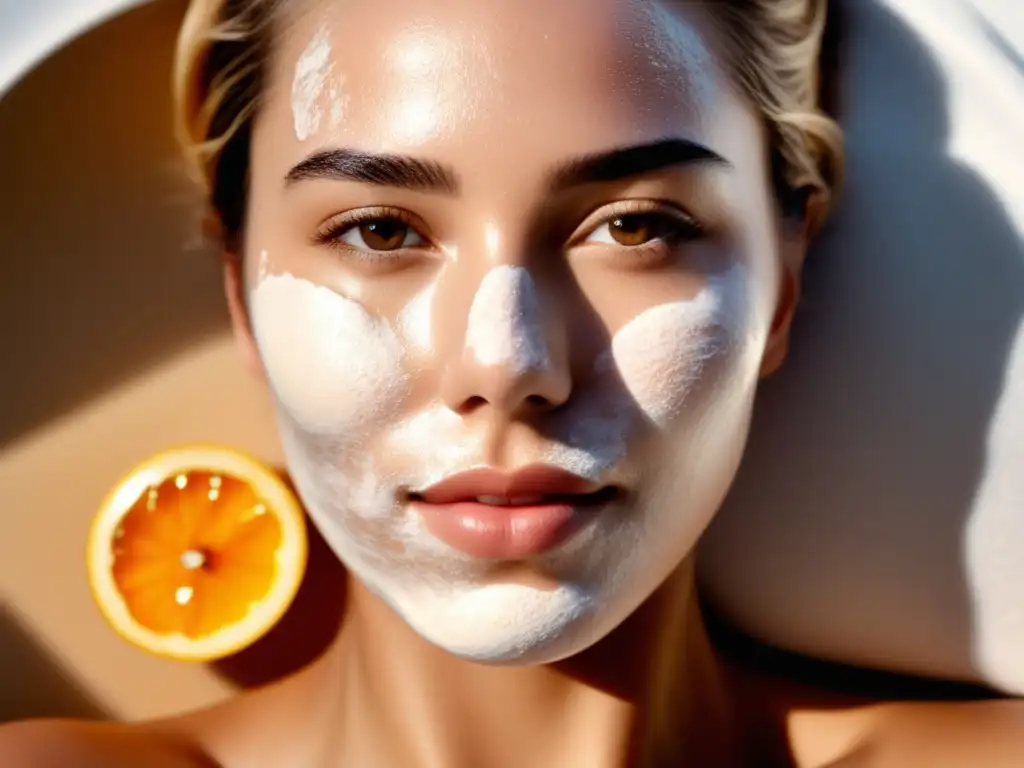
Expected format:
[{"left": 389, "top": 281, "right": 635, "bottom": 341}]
[
  {"left": 699, "top": 0, "right": 1024, "bottom": 694},
  {"left": 0, "top": 0, "right": 152, "bottom": 95}
]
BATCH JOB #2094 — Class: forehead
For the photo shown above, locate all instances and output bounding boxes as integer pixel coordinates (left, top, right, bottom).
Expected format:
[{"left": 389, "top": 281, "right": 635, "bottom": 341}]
[{"left": 259, "top": 0, "right": 750, "bottom": 170}]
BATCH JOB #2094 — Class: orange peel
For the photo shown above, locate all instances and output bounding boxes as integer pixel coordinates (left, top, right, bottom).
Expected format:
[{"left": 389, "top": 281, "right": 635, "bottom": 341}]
[{"left": 87, "top": 445, "right": 307, "bottom": 662}]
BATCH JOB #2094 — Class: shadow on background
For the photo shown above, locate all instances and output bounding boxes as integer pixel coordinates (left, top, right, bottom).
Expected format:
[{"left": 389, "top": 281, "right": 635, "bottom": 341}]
[
  {"left": 0, "top": 606, "right": 108, "bottom": 722},
  {"left": 973, "top": 7, "right": 1024, "bottom": 74},
  {"left": 0, "top": 0, "right": 226, "bottom": 448},
  {"left": 0, "top": 0, "right": 236, "bottom": 721},
  {"left": 0, "top": 0, "right": 352, "bottom": 715},
  {"left": 701, "top": 0, "right": 1024, "bottom": 685},
  {"left": 210, "top": 505, "right": 347, "bottom": 690}
]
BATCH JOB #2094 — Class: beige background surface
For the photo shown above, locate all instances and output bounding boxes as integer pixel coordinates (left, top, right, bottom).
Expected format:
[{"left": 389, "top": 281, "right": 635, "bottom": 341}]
[{"left": 0, "top": 0, "right": 301, "bottom": 721}]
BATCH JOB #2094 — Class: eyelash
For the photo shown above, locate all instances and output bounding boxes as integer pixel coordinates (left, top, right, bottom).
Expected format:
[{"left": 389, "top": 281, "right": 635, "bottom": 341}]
[
  {"left": 576, "top": 200, "right": 705, "bottom": 253},
  {"left": 314, "top": 201, "right": 705, "bottom": 261},
  {"left": 314, "top": 206, "right": 426, "bottom": 261}
]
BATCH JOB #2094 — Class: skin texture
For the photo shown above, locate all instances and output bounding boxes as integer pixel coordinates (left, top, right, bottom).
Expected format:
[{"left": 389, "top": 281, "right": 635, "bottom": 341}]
[
  {"left": 1, "top": 0, "right": 1022, "bottom": 765},
  {"left": 247, "top": 0, "right": 783, "bottom": 670}
]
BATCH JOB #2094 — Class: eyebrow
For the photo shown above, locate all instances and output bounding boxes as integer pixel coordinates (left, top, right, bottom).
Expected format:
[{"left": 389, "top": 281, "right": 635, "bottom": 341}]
[
  {"left": 285, "top": 149, "right": 460, "bottom": 194},
  {"left": 547, "top": 138, "right": 729, "bottom": 191},
  {"left": 283, "top": 138, "right": 727, "bottom": 195}
]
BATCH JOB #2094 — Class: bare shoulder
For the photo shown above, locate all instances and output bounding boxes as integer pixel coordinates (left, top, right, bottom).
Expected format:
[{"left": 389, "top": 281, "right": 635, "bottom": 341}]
[
  {"left": 859, "top": 699, "right": 1024, "bottom": 767},
  {"left": 786, "top": 698, "right": 1024, "bottom": 767},
  {"left": 0, "top": 719, "right": 218, "bottom": 768},
  {"left": 716, "top": 620, "right": 1024, "bottom": 767}
]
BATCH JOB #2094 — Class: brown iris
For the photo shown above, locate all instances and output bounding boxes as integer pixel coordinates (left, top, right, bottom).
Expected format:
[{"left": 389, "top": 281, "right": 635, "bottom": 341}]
[
  {"left": 358, "top": 218, "right": 409, "bottom": 251},
  {"left": 607, "top": 213, "right": 673, "bottom": 246}
]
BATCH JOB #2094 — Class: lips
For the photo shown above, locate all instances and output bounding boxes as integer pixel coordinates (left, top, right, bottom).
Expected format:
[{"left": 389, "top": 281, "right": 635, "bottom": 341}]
[
  {"left": 409, "top": 466, "right": 615, "bottom": 559},
  {"left": 415, "top": 465, "right": 602, "bottom": 504}
]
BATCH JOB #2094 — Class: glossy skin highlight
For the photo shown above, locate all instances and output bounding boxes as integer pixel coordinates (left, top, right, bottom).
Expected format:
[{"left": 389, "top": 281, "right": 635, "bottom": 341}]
[{"left": 244, "top": 0, "right": 794, "bottom": 664}]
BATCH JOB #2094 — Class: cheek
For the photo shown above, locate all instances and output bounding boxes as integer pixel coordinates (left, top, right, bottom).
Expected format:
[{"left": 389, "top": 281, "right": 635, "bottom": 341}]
[
  {"left": 250, "top": 273, "right": 409, "bottom": 435},
  {"left": 607, "top": 271, "right": 750, "bottom": 427}
]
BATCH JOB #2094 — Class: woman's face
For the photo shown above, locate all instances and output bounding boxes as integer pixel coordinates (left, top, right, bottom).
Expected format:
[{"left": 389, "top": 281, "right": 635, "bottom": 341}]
[{"left": 240, "top": 0, "right": 800, "bottom": 663}]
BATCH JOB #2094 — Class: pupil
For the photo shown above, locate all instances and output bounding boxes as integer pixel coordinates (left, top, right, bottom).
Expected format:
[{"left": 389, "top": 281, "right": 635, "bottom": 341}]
[
  {"left": 361, "top": 219, "right": 406, "bottom": 250},
  {"left": 616, "top": 215, "right": 643, "bottom": 232},
  {"left": 612, "top": 215, "right": 651, "bottom": 245}
]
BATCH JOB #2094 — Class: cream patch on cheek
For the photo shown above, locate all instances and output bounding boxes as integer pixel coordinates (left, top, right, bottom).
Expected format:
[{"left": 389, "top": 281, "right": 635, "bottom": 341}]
[
  {"left": 250, "top": 273, "right": 408, "bottom": 434},
  {"left": 604, "top": 273, "right": 740, "bottom": 427},
  {"left": 464, "top": 266, "right": 549, "bottom": 374},
  {"left": 537, "top": 273, "right": 744, "bottom": 479}
]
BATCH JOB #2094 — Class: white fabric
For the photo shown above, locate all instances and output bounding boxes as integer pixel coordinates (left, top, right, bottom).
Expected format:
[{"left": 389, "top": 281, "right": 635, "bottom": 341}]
[
  {"left": 700, "top": 0, "right": 1024, "bottom": 693},
  {"left": 0, "top": 0, "right": 150, "bottom": 97}
]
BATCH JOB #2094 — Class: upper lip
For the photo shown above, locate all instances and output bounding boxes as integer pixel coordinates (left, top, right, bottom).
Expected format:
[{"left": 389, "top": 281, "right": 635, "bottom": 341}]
[{"left": 413, "top": 465, "right": 603, "bottom": 505}]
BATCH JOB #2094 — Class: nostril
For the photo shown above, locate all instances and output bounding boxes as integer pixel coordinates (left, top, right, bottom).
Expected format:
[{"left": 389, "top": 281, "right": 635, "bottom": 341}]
[
  {"left": 526, "top": 394, "right": 551, "bottom": 409},
  {"left": 458, "top": 395, "right": 489, "bottom": 414}
]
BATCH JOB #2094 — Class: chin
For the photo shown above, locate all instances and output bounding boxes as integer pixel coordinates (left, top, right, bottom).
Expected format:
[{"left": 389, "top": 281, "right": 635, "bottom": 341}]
[{"left": 382, "top": 579, "right": 614, "bottom": 665}]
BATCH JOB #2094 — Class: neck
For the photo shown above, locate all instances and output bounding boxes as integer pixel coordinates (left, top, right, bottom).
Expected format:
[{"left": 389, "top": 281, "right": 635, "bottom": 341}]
[{"left": 313, "top": 563, "right": 737, "bottom": 768}]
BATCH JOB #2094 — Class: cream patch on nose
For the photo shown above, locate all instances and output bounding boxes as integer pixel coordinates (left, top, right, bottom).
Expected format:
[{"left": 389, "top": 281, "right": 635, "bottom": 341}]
[{"left": 464, "top": 265, "right": 549, "bottom": 374}]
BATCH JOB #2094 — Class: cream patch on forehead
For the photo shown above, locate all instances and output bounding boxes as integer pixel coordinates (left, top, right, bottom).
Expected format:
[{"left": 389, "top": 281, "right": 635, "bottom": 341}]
[
  {"left": 292, "top": 25, "right": 333, "bottom": 141},
  {"left": 464, "top": 265, "right": 549, "bottom": 375},
  {"left": 328, "top": 75, "right": 348, "bottom": 129}
]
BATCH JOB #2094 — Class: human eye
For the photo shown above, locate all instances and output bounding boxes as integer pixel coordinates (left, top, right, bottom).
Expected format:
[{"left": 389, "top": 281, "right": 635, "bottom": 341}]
[
  {"left": 314, "top": 207, "right": 429, "bottom": 262},
  {"left": 581, "top": 202, "right": 705, "bottom": 251}
]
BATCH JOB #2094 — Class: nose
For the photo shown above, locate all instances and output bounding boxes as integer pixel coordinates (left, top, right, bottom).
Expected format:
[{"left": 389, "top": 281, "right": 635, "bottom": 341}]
[{"left": 440, "top": 265, "right": 571, "bottom": 417}]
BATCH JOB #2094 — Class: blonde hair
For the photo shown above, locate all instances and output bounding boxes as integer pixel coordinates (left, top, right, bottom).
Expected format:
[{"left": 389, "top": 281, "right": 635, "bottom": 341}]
[
  {"left": 716, "top": 0, "right": 844, "bottom": 229},
  {"left": 172, "top": 0, "right": 844, "bottom": 763},
  {"left": 175, "top": 0, "right": 843, "bottom": 246}
]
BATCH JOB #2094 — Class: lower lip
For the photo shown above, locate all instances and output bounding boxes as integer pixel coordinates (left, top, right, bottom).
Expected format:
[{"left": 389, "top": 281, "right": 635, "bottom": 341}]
[{"left": 414, "top": 500, "right": 589, "bottom": 559}]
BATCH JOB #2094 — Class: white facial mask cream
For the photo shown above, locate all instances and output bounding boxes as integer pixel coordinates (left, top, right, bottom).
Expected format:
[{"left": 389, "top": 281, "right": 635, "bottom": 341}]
[
  {"left": 292, "top": 26, "right": 333, "bottom": 141},
  {"left": 537, "top": 269, "right": 741, "bottom": 481},
  {"left": 464, "top": 265, "right": 550, "bottom": 374},
  {"left": 327, "top": 75, "right": 348, "bottom": 130},
  {"left": 252, "top": 259, "right": 757, "bottom": 666},
  {"left": 251, "top": 272, "right": 408, "bottom": 434},
  {"left": 605, "top": 274, "right": 736, "bottom": 427}
]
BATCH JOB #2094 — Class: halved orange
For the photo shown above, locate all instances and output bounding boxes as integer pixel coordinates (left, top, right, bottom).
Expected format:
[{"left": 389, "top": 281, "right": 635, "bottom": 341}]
[{"left": 88, "top": 445, "right": 307, "bottom": 662}]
